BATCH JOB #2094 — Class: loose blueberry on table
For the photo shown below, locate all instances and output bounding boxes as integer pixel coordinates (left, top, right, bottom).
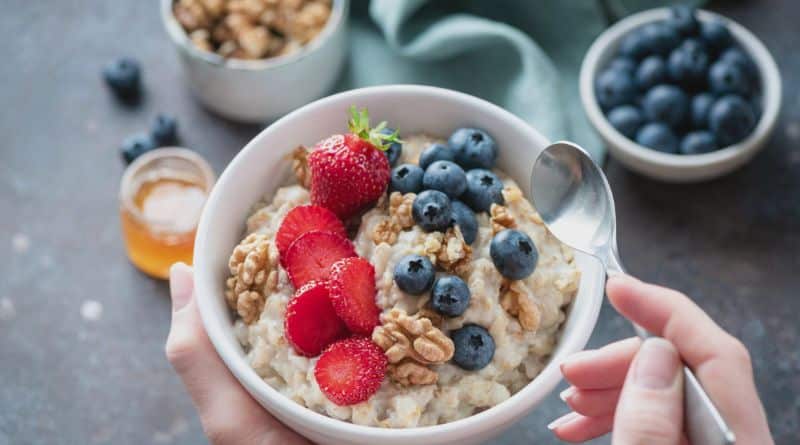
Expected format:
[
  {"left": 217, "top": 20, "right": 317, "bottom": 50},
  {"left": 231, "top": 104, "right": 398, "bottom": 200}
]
[
  {"left": 598, "top": 6, "right": 760, "bottom": 154},
  {"left": 120, "top": 134, "right": 156, "bottom": 165},
  {"left": 151, "top": 114, "right": 179, "bottom": 146},
  {"left": 103, "top": 57, "right": 142, "bottom": 100}
]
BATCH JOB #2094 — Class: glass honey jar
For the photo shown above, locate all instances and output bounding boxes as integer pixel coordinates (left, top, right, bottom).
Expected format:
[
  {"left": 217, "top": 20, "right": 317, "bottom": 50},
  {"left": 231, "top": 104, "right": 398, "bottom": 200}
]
[{"left": 119, "top": 148, "right": 215, "bottom": 279}]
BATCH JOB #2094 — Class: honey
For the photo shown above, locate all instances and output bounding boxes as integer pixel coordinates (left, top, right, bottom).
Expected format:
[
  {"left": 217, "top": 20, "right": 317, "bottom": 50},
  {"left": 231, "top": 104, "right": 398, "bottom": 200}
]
[{"left": 119, "top": 149, "right": 215, "bottom": 279}]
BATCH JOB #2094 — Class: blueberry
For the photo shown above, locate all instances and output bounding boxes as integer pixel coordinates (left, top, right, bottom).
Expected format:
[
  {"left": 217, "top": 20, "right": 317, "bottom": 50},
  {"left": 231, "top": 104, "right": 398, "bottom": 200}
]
[
  {"left": 700, "top": 20, "right": 733, "bottom": 53},
  {"left": 708, "top": 60, "right": 750, "bottom": 97},
  {"left": 635, "top": 55, "right": 668, "bottom": 90},
  {"left": 595, "top": 68, "right": 637, "bottom": 110},
  {"left": 607, "top": 105, "right": 644, "bottom": 139},
  {"left": 419, "top": 143, "right": 455, "bottom": 170},
  {"left": 103, "top": 58, "right": 141, "bottom": 99},
  {"left": 393, "top": 255, "right": 435, "bottom": 295},
  {"left": 690, "top": 93, "right": 715, "bottom": 129},
  {"left": 151, "top": 113, "right": 178, "bottom": 146},
  {"left": 608, "top": 57, "right": 637, "bottom": 73},
  {"left": 423, "top": 160, "right": 467, "bottom": 198},
  {"left": 390, "top": 163, "right": 424, "bottom": 194},
  {"left": 668, "top": 5, "right": 699, "bottom": 36},
  {"left": 667, "top": 41, "right": 709, "bottom": 88},
  {"left": 462, "top": 169, "right": 504, "bottom": 213},
  {"left": 450, "top": 200, "right": 478, "bottom": 245},
  {"left": 709, "top": 95, "right": 756, "bottom": 147},
  {"left": 380, "top": 127, "right": 402, "bottom": 166},
  {"left": 448, "top": 128, "right": 498, "bottom": 169},
  {"left": 451, "top": 324, "right": 495, "bottom": 371},
  {"left": 120, "top": 134, "right": 156, "bottom": 165},
  {"left": 618, "top": 29, "right": 651, "bottom": 60},
  {"left": 490, "top": 229, "right": 538, "bottom": 280},
  {"left": 719, "top": 47, "right": 757, "bottom": 81},
  {"left": 412, "top": 190, "right": 453, "bottom": 232},
  {"left": 431, "top": 275, "right": 471, "bottom": 317},
  {"left": 636, "top": 123, "right": 679, "bottom": 153},
  {"left": 680, "top": 131, "right": 718, "bottom": 155},
  {"left": 642, "top": 84, "right": 689, "bottom": 128},
  {"left": 640, "top": 23, "right": 681, "bottom": 55}
]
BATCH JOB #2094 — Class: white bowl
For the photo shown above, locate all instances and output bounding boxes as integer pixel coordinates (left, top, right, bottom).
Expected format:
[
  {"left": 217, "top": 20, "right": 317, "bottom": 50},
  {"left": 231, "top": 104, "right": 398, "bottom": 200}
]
[
  {"left": 580, "top": 8, "right": 782, "bottom": 183},
  {"left": 193, "top": 85, "right": 605, "bottom": 445},
  {"left": 161, "top": 0, "right": 349, "bottom": 123}
]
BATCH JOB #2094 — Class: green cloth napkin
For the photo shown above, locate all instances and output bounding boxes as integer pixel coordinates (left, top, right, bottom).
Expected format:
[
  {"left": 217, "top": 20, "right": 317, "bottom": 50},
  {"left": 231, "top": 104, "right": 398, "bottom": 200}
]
[{"left": 337, "top": 0, "right": 702, "bottom": 161}]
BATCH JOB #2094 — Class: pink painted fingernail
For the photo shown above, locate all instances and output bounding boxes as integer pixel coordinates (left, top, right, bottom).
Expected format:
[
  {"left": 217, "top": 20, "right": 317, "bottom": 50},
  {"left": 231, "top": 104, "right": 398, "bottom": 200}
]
[{"left": 547, "top": 411, "right": 581, "bottom": 430}]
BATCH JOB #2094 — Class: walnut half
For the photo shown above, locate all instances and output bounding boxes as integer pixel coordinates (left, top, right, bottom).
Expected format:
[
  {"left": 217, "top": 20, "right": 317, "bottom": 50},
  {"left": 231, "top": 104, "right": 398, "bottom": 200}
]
[
  {"left": 500, "top": 279, "right": 541, "bottom": 332},
  {"left": 371, "top": 192, "right": 416, "bottom": 246},
  {"left": 291, "top": 145, "right": 311, "bottom": 188},
  {"left": 373, "top": 309, "right": 454, "bottom": 386},
  {"left": 490, "top": 203, "right": 516, "bottom": 234},
  {"left": 225, "top": 233, "right": 279, "bottom": 324}
]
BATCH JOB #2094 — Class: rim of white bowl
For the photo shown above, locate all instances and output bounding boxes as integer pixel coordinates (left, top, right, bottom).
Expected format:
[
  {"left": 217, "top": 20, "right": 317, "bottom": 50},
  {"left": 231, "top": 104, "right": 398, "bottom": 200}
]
[
  {"left": 580, "top": 8, "right": 782, "bottom": 168},
  {"left": 194, "top": 85, "right": 605, "bottom": 441},
  {"left": 160, "top": 0, "right": 348, "bottom": 71}
]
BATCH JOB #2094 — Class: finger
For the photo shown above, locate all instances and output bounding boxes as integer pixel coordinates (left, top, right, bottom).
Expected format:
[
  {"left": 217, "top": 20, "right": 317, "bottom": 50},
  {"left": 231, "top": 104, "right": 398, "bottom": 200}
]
[
  {"left": 165, "top": 263, "right": 310, "bottom": 445},
  {"left": 561, "top": 386, "right": 621, "bottom": 417},
  {"left": 613, "top": 338, "right": 684, "bottom": 445},
  {"left": 561, "top": 337, "right": 641, "bottom": 389},
  {"left": 548, "top": 412, "right": 614, "bottom": 443},
  {"left": 607, "top": 275, "right": 772, "bottom": 443}
]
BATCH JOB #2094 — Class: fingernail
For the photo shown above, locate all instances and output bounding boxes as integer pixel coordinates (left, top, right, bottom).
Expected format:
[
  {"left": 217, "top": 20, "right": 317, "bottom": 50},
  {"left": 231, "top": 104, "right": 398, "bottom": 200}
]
[
  {"left": 169, "top": 262, "right": 193, "bottom": 311},
  {"left": 561, "top": 349, "right": 598, "bottom": 369},
  {"left": 559, "top": 386, "right": 576, "bottom": 402},
  {"left": 633, "top": 338, "right": 680, "bottom": 389},
  {"left": 547, "top": 411, "right": 580, "bottom": 430}
]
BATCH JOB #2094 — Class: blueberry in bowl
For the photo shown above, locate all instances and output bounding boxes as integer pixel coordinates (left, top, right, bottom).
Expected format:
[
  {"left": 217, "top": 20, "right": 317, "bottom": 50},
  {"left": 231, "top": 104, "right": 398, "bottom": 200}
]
[{"left": 581, "top": 6, "right": 781, "bottom": 182}]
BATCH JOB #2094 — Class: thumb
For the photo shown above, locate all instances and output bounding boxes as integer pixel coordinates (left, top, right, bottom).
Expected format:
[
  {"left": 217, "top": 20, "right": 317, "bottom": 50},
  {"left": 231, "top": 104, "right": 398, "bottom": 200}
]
[{"left": 613, "top": 338, "right": 684, "bottom": 445}]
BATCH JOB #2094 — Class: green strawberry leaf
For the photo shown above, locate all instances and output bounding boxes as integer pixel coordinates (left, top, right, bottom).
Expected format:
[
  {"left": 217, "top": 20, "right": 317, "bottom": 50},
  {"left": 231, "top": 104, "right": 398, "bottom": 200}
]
[{"left": 347, "top": 105, "right": 402, "bottom": 152}]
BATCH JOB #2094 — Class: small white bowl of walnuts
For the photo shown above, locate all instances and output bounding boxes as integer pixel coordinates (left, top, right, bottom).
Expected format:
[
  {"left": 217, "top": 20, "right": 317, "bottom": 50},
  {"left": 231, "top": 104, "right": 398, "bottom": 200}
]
[{"left": 161, "top": 0, "right": 349, "bottom": 122}]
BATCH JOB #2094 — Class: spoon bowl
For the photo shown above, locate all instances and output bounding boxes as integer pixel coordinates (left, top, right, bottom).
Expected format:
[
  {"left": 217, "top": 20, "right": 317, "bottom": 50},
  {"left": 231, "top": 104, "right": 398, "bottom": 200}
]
[{"left": 530, "top": 142, "right": 617, "bottom": 269}]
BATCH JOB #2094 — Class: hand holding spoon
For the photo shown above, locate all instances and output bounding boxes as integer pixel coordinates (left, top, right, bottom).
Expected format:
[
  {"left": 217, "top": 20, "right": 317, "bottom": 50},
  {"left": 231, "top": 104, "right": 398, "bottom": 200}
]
[{"left": 530, "top": 141, "right": 735, "bottom": 445}]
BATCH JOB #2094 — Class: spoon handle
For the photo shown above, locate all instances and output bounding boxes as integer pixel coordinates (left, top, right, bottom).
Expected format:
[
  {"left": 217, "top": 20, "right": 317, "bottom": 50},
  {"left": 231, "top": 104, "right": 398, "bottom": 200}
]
[{"left": 605, "top": 255, "right": 736, "bottom": 444}]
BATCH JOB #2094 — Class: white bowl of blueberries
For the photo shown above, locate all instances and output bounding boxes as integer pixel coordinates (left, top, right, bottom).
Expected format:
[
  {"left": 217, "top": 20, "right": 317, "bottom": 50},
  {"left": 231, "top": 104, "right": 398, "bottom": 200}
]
[{"left": 580, "top": 6, "right": 781, "bottom": 182}]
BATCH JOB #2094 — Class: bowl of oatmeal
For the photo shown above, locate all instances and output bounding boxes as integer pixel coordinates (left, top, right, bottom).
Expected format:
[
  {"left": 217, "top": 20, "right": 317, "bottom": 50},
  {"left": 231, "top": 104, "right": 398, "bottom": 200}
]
[
  {"left": 193, "top": 85, "right": 606, "bottom": 445},
  {"left": 161, "top": 0, "right": 348, "bottom": 122}
]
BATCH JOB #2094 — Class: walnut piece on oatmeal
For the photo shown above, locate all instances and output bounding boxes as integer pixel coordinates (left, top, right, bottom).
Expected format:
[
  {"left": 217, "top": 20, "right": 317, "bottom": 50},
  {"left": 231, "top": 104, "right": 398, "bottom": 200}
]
[
  {"left": 291, "top": 145, "right": 311, "bottom": 188},
  {"left": 500, "top": 279, "right": 541, "bottom": 332},
  {"left": 419, "top": 226, "right": 472, "bottom": 275},
  {"left": 371, "top": 192, "right": 417, "bottom": 246},
  {"left": 373, "top": 309, "right": 454, "bottom": 385},
  {"left": 389, "top": 192, "right": 415, "bottom": 229},
  {"left": 389, "top": 359, "right": 438, "bottom": 386},
  {"left": 490, "top": 203, "right": 516, "bottom": 234},
  {"left": 225, "top": 233, "right": 279, "bottom": 324}
]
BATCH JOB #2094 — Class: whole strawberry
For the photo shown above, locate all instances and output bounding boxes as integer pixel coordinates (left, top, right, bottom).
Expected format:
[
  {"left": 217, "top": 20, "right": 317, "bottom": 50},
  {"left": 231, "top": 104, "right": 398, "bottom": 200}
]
[{"left": 308, "top": 107, "right": 398, "bottom": 219}]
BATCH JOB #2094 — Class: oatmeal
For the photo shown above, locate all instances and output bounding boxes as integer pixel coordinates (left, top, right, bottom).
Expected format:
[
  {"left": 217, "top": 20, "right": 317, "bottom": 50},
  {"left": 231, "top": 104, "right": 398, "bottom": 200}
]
[{"left": 230, "top": 128, "right": 580, "bottom": 428}]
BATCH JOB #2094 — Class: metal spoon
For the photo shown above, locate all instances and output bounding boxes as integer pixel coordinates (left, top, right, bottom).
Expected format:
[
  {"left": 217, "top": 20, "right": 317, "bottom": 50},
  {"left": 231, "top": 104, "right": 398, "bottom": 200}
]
[{"left": 530, "top": 141, "right": 736, "bottom": 445}]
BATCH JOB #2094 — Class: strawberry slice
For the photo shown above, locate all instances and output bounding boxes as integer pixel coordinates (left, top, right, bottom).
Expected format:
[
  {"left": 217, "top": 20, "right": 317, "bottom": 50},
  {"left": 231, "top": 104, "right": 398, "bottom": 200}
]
[
  {"left": 314, "top": 337, "right": 387, "bottom": 406},
  {"left": 327, "top": 257, "right": 381, "bottom": 335},
  {"left": 284, "top": 230, "right": 356, "bottom": 288},
  {"left": 276, "top": 205, "right": 346, "bottom": 261},
  {"left": 284, "top": 281, "right": 349, "bottom": 357}
]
